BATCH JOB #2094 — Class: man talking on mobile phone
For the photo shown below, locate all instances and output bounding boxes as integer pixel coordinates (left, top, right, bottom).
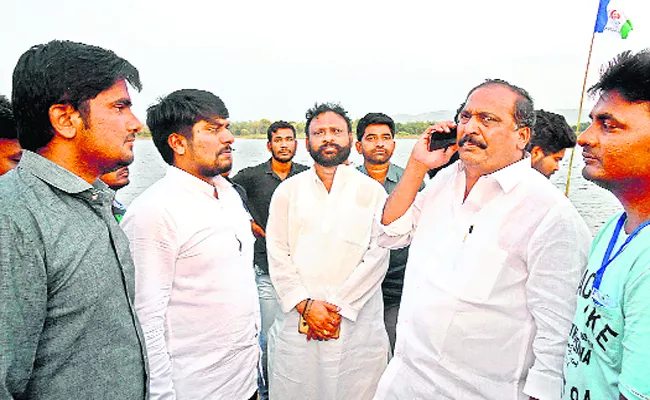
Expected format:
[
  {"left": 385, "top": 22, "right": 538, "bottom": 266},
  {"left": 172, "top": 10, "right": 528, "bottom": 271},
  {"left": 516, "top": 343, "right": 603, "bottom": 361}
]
[{"left": 374, "top": 79, "right": 591, "bottom": 400}]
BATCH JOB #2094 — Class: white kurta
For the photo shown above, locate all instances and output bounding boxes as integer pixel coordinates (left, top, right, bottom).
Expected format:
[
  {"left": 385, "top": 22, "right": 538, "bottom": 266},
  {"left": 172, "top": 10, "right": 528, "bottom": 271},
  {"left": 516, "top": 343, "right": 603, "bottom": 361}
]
[
  {"left": 122, "top": 166, "right": 259, "bottom": 400},
  {"left": 266, "top": 165, "right": 390, "bottom": 400},
  {"left": 374, "top": 158, "right": 592, "bottom": 400}
]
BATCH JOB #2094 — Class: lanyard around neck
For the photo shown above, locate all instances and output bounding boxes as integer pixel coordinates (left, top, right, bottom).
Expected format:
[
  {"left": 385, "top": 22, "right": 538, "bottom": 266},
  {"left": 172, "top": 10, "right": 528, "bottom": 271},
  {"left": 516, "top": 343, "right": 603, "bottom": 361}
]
[{"left": 594, "top": 213, "right": 650, "bottom": 291}]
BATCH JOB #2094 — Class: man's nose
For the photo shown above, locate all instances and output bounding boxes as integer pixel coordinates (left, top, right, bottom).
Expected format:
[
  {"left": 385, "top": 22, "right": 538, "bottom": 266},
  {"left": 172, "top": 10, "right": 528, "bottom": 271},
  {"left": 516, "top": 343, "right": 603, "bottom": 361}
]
[
  {"left": 127, "top": 114, "right": 143, "bottom": 134},
  {"left": 222, "top": 129, "right": 235, "bottom": 144},
  {"left": 577, "top": 124, "right": 595, "bottom": 148}
]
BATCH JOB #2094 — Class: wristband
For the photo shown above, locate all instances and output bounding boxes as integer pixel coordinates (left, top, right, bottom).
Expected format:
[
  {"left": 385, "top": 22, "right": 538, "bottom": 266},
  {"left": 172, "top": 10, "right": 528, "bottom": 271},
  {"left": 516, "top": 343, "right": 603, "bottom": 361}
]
[{"left": 301, "top": 298, "right": 312, "bottom": 319}]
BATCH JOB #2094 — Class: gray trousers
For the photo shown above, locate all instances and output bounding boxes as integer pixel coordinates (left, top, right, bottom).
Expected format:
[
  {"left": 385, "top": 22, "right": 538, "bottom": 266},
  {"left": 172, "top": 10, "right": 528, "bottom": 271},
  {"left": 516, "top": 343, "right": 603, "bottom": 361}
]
[
  {"left": 255, "top": 271, "right": 282, "bottom": 400},
  {"left": 384, "top": 303, "right": 400, "bottom": 353}
]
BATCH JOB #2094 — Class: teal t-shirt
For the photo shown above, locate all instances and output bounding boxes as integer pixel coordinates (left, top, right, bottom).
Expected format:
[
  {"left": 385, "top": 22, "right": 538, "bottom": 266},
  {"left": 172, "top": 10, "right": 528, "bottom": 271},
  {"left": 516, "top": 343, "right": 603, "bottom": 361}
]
[{"left": 562, "top": 213, "right": 650, "bottom": 400}]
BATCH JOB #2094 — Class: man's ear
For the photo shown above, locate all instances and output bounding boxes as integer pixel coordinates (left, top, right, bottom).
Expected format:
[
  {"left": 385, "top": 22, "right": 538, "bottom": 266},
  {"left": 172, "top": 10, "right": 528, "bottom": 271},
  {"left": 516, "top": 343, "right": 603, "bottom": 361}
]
[
  {"left": 517, "top": 126, "right": 531, "bottom": 151},
  {"left": 305, "top": 136, "right": 310, "bottom": 152},
  {"left": 49, "top": 104, "right": 81, "bottom": 139},
  {"left": 355, "top": 141, "right": 363, "bottom": 154},
  {"left": 530, "top": 145, "right": 545, "bottom": 164},
  {"left": 168, "top": 133, "right": 188, "bottom": 156},
  {"left": 266, "top": 141, "right": 272, "bottom": 153}
]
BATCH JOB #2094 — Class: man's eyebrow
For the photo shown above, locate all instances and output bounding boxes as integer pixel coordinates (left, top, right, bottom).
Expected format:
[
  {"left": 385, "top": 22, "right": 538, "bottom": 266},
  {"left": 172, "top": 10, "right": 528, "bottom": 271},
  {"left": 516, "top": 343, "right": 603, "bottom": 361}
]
[
  {"left": 477, "top": 111, "right": 500, "bottom": 119},
  {"left": 114, "top": 99, "right": 132, "bottom": 107},
  {"left": 593, "top": 112, "right": 614, "bottom": 122}
]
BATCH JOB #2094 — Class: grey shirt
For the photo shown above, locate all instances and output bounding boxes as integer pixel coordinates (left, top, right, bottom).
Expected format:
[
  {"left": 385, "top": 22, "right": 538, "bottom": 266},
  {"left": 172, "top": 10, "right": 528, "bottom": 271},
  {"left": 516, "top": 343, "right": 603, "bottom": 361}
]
[{"left": 0, "top": 151, "right": 148, "bottom": 399}]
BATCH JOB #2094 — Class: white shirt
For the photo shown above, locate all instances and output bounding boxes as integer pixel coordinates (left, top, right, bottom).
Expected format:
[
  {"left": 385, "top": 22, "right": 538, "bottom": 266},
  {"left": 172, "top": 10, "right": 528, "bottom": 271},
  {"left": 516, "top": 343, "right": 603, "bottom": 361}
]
[
  {"left": 122, "top": 166, "right": 259, "bottom": 400},
  {"left": 374, "top": 158, "right": 591, "bottom": 400},
  {"left": 266, "top": 165, "right": 390, "bottom": 400}
]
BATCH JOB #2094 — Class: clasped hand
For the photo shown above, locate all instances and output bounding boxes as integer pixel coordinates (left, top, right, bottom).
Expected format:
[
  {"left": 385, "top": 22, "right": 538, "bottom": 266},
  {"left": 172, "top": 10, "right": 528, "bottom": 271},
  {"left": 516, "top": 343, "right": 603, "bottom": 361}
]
[{"left": 298, "top": 299, "right": 341, "bottom": 341}]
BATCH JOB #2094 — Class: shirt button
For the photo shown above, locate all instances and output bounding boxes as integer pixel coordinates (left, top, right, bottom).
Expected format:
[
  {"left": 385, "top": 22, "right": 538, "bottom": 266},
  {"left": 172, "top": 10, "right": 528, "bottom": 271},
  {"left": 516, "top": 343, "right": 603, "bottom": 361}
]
[{"left": 90, "top": 192, "right": 99, "bottom": 201}]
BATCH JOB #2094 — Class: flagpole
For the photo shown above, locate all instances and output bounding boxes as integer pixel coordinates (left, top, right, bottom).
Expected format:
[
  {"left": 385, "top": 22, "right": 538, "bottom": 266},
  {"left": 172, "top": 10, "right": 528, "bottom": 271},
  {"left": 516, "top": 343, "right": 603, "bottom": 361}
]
[{"left": 565, "top": 31, "right": 596, "bottom": 197}]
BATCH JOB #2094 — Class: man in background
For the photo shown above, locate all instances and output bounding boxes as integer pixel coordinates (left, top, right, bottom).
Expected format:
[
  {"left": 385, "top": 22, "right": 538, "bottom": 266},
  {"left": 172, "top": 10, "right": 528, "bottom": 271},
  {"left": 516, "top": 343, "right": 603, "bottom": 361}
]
[
  {"left": 562, "top": 49, "right": 650, "bottom": 400},
  {"left": 0, "top": 40, "right": 147, "bottom": 399},
  {"left": 354, "top": 112, "right": 423, "bottom": 351},
  {"left": 100, "top": 166, "right": 130, "bottom": 222},
  {"left": 232, "top": 120, "right": 308, "bottom": 400},
  {"left": 0, "top": 95, "right": 22, "bottom": 175},
  {"left": 123, "top": 89, "right": 259, "bottom": 400},
  {"left": 527, "top": 109, "right": 577, "bottom": 178}
]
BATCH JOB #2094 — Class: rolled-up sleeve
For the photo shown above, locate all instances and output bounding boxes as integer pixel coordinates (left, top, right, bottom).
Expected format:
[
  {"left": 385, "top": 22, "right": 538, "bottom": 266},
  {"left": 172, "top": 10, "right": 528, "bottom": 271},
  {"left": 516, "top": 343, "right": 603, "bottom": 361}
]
[
  {"left": 0, "top": 215, "right": 47, "bottom": 398},
  {"left": 122, "top": 207, "right": 179, "bottom": 400},
  {"left": 523, "top": 204, "right": 591, "bottom": 400}
]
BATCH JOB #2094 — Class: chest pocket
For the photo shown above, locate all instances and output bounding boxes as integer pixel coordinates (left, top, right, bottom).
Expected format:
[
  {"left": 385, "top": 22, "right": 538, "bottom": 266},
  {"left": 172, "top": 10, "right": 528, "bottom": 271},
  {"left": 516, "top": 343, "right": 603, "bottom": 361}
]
[
  {"left": 448, "top": 239, "right": 508, "bottom": 302},
  {"left": 336, "top": 209, "right": 372, "bottom": 248},
  {"left": 337, "top": 186, "right": 378, "bottom": 247}
]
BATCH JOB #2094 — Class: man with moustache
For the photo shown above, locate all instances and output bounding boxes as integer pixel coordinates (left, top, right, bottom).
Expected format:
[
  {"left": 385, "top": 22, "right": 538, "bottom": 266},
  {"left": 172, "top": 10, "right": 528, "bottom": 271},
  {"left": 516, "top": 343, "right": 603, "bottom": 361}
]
[
  {"left": 562, "top": 50, "right": 650, "bottom": 400},
  {"left": 0, "top": 40, "right": 147, "bottom": 399},
  {"left": 374, "top": 79, "right": 591, "bottom": 400},
  {"left": 122, "top": 90, "right": 260, "bottom": 400},
  {"left": 232, "top": 120, "right": 308, "bottom": 400},
  {"left": 0, "top": 95, "right": 22, "bottom": 176},
  {"left": 100, "top": 166, "right": 130, "bottom": 222},
  {"left": 355, "top": 112, "right": 424, "bottom": 351},
  {"left": 265, "top": 103, "right": 390, "bottom": 400},
  {"left": 527, "top": 110, "right": 576, "bottom": 178}
]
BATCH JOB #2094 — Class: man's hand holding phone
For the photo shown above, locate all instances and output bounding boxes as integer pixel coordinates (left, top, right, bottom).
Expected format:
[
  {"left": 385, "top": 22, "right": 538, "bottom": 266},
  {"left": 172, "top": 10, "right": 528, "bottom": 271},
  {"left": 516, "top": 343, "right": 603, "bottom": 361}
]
[{"left": 410, "top": 121, "right": 459, "bottom": 170}]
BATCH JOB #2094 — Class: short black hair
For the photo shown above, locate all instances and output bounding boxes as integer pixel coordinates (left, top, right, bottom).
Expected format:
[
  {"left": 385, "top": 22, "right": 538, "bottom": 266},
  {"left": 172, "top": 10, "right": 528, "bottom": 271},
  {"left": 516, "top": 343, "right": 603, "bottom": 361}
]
[
  {"left": 356, "top": 113, "right": 395, "bottom": 141},
  {"left": 589, "top": 49, "right": 650, "bottom": 104},
  {"left": 462, "top": 78, "right": 536, "bottom": 130},
  {"left": 305, "top": 102, "right": 352, "bottom": 136},
  {"left": 12, "top": 40, "right": 141, "bottom": 151},
  {"left": 526, "top": 110, "right": 576, "bottom": 154},
  {"left": 147, "top": 89, "right": 229, "bottom": 165},
  {"left": 0, "top": 95, "right": 16, "bottom": 140},
  {"left": 267, "top": 120, "right": 296, "bottom": 142}
]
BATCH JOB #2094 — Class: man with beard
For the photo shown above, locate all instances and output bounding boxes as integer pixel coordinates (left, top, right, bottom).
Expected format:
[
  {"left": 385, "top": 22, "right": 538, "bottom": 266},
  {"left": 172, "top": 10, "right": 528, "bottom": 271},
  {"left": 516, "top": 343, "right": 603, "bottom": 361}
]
[
  {"left": 265, "top": 103, "right": 390, "bottom": 400},
  {"left": 122, "top": 89, "right": 260, "bottom": 400},
  {"left": 374, "top": 79, "right": 591, "bottom": 400},
  {"left": 231, "top": 120, "right": 308, "bottom": 400},
  {"left": 354, "top": 112, "right": 424, "bottom": 351},
  {"left": 100, "top": 166, "right": 130, "bottom": 222},
  {"left": 527, "top": 110, "right": 576, "bottom": 178}
]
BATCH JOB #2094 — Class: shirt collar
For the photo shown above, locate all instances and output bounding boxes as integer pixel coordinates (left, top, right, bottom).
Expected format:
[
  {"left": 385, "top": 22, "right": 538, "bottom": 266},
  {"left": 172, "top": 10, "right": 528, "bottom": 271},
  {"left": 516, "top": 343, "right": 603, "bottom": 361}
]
[
  {"left": 17, "top": 150, "right": 106, "bottom": 194},
  {"left": 309, "top": 163, "right": 354, "bottom": 184},
  {"left": 357, "top": 162, "right": 400, "bottom": 183},
  {"left": 264, "top": 158, "right": 305, "bottom": 178},
  {"left": 458, "top": 155, "right": 532, "bottom": 194},
  {"left": 263, "top": 159, "right": 274, "bottom": 174},
  {"left": 385, "top": 163, "right": 401, "bottom": 183},
  {"left": 166, "top": 165, "right": 220, "bottom": 197}
]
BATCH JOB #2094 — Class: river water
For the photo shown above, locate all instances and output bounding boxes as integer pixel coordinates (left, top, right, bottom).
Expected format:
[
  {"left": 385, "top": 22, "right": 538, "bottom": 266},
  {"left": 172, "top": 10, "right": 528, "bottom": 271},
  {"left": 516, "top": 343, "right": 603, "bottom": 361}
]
[{"left": 117, "top": 139, "right": 622, "bottom": 237}]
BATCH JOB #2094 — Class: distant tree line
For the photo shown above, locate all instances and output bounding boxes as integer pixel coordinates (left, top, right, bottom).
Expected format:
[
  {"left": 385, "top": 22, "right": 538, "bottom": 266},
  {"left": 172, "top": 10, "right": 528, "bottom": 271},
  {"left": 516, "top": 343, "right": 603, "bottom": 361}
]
[
  {"left": 571, "top": 122, "right": 590, "bottom": 133},
  {"left": 229, "top": 119, "right": 437, "bottom": 138},
  {"left": 135, "top": 120, "right": 438, "bottom": 139},
  {"left": 135, "top": 120, "right": 593, "bottom": 140}
]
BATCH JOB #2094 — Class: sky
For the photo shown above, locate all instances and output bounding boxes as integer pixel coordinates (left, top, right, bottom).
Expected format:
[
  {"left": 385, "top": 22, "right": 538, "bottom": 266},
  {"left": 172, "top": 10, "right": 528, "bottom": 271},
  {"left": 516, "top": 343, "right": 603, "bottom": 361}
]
[{"left": 2, "top": 0, "right": 649, "bottom": 122}]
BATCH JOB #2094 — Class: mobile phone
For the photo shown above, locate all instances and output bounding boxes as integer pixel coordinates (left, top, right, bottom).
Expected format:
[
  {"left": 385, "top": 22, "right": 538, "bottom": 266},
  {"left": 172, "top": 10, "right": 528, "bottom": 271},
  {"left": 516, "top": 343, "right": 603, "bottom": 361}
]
[
  {"left": 428, "top": 128, "right": 457, "bottom": 151},
  {"left": 299, "top": 314, "right": 340, "bottom": 339}
]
